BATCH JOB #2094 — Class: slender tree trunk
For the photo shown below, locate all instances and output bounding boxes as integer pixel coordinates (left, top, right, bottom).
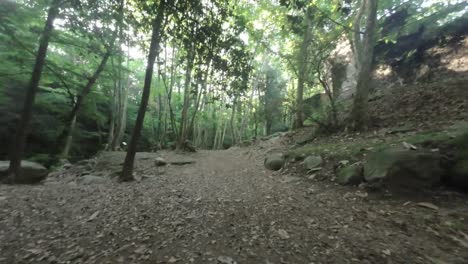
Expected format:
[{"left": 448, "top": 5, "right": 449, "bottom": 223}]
[
  {"left": 106, "top": 78, "right": 117, "bottom": 150},
  {"left": 156, "top": 94, "right": 163, "bottom": 146},
  {"left": 318, "top": 73, "right": 338, "bottom": 128},
  {"left": 240, "top": 84, "right": 255, "bottom": 141},
  {"left": 55, "top": 49, "right": 113, "bottom": 154},
  {"left": 111, "top": 0, "right": 127, "bottom": 150},
  {"left": 230, "top": 95, "right": 238, "bottom": 144},
  {"left": 350, "top": 0, "right": 378, "bottom": 130},
  {"left": 213, "top": 118, "right": 220, "bottom": 149},
  {"left": 121, "top": 1, "right": 166, "bottom": 181},
  {"left": 220, "top": 118, "right": 228, "bottom": 149},
  {"left": 112, "top": 83, "right": 128, "bottom": 149},
  {"left": 62, "top": 114, "right": 77, "bottom": 158},
  {"left": 163, "top": 45, "right": 178, "bottom": 139},
  {"left": 177, "top": 43, "right": 195, "bottom": 150},
  {"left": 292, "top": 11, "right": 312, "bottom": 129},
  {"left": 189, "top": 65, "right": 210, "bottom": 138},
  {"left": 6, "top": 0, "right": 61, "bottom": 181}
]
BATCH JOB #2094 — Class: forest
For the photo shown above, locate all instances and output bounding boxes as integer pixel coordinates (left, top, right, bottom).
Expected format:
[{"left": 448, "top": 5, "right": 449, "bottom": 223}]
[{"left": 1, "top": 0, "right": 468, "bottom": 263}]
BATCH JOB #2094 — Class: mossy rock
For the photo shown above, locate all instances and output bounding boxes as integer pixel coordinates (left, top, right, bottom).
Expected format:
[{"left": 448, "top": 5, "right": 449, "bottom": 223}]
[
  {"left": 303, "top": 155, "right": 323, "bottom": 170},
  {"left": 451, "top": 159, "right": 468, "bottom": 190},
  {"left": 264, "top": 153, "right": 285, "bottom": 171},
  {"left": 337, "top": 163, "right": 364, "bottom": 185},
  {"left": 445, "top": 131, "right": 468, "bottom": 191},
  {"left": 0, "top": 160, "right": 48, "bottom": 184},
  {"left": 364, "top": 148, "right": 444, "bottom": 192}
]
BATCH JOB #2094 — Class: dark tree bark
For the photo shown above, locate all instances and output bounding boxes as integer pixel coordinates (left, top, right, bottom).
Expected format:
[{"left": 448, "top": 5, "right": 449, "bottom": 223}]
[
  {"left": 120, "top": 0, "right": 166, "bottom": 181},
  {"left": 6, "top": 0, "right": 61, "bottom": 182}
]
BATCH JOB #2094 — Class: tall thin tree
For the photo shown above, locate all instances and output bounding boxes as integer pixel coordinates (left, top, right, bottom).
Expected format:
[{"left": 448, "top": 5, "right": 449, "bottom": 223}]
[
  {"left": 6, "top": 0, "right": 61, "bottom": 182},
  {"left": 120, "top": 0, "right": 167, "bottom": 181}
]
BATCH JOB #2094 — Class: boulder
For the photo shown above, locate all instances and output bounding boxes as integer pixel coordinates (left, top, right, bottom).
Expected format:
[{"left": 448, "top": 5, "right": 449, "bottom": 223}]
[
  {"left": 303, "top": 155, "right": 323, "bottom": 170},
  {"left": 0, "top": 160, "right": 48, "bottom": 184},
  {"left": 155, "top": 157, "right": 167, "bottom": 166},
  {"left": 450, "top": 159, "right": 468, "bottom": 190},
  {"left": 447, "top": 132, "right": 468, "bottom": 191},
  {"left": 364, "top": 149, "right": 443, "bottom": 191},
  {"left": 264, "top": 153, "right": 285, "bottom": 171},
  {"left": 337, "top": 163, "right": 364, "bottom": 185}
]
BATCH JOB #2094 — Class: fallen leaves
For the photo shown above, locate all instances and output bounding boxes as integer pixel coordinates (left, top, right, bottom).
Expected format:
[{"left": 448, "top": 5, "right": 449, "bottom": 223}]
[
  {"left": 402, "top": 141, "right": 417, "bottom": 150},
  {"left": 417, "top": 202, "right": 439, "bottom": 210},
  {"left": 277, "top": 229, "right": 290, "bottom": 239},
  {"left": 217, "top": 256, "right": 237, "bottom": 264},
  {"left": 87, "top": 210, "right": 100, "bottom": 222},
  {"left": 168, "top": 256, "right": 179, "bottom": 263}
]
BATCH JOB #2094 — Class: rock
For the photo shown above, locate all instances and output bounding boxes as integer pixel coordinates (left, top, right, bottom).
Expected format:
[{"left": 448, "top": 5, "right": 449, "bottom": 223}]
[
  {"left": 0, "top": 160, "right": 48, "bottom": 184},
  {"left": 364, "top": 149, "right": 443, "bottom": 192},
  {"left": 184, "top": 140, "right": 196, "bottom": 152},
  {"left": 303, "top": 155, "right": 323, "bottom": 170},
  {"left": 154, "top": 157, "right": 167, "bottom": 166},
  {"left": 78, "top": 175, "right": 107, "bottom": 185},
  {"left": 447, "top": 132, "right": 468, "bottom": 191},
  {"left": 337, "top": 163, "right": 364, "bottom": 185},
  {"left": 264, "top": 153, "right": 285, "bottom": 171},
  {"left": 450, "top": 158, "right": 468, "bottom": 190}
]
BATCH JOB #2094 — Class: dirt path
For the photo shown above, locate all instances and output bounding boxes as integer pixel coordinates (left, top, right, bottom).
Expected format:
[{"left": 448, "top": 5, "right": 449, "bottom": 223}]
[{"left": 1, "top": 148, "right": 468, "bottom": 264}]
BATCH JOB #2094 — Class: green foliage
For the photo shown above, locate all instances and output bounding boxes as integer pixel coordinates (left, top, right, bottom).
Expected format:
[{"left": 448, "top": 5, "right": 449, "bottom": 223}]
[{"left": 0, "top": 0, "right": 465, "bottom": 162}]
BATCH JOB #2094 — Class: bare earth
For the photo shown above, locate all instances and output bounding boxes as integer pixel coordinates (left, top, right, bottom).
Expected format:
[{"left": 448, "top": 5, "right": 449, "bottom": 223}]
[{"left": 1, "top": 147, "right": 468, "bottom": 264}]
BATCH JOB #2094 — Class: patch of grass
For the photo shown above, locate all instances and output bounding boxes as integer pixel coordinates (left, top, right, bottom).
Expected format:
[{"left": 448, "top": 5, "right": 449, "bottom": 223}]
[{"left": 287, "top": 121, "right": 468, "bottom": 161}]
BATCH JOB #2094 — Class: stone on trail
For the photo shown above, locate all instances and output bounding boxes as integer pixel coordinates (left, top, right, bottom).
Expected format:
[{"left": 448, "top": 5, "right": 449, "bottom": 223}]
[
  {"left": 264, "top": 153, "right": 285, "bottom": 171},
  {"left": 0, "top": 160, "right": 48, "bottom": 184},
  {"left": 303, "top": 155, "right": 323, "bottom": 170},
  {"left": 364, "top": 148, "right": 443, "bottom": 191},
  {"left": 154, "top": 157, "right": 167, "bottom": 166},
  {"left": 337, "top": 163, "right": 364, "bottom": 185}
]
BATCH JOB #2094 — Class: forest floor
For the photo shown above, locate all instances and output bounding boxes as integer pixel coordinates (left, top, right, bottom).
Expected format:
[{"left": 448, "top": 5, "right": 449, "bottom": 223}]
[{"left": 1, "top": 137, "right": 468, "bottom": 264}]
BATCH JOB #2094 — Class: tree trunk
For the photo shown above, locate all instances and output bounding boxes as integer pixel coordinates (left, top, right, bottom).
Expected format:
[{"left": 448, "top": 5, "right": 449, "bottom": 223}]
[
  {"left": 177, "top": 43, "right": 195, "bottom": 150},
  {"left": 110, "top": 0, "right": 127, "bottom": 150},
  {"left": 230, "top": 95, "right": 238, "bottom": 144},
  {"left": 55, "top": 49, "right": 112, "bottom": 154},
  {"left": 106, "top": 79, "right": 117, "bottom": 150},
  {"left": 188, "top": 63, "right": 210, "bottom": 138},
  {"left": 220, "top": 118, "right": 228, "bottom": 149},
  {"left": 163, "top": 46, "right": 178, "bottom": 139},
  {"left": 61, "top": 110, "right": 77, "bottom": 158},
  {"left": 120, "top": 1, "right": 166, "bottom": 181},
  {"left": 156, "top": 94, "right": 163, "bottom": 147},
  {"left": 349, "top": 0, "right": 378, "bottom": 130},
  {"left": 6, "top": 0, "right": 61, "bottom": 182},
  {"left": 292, "top": 11, "right": 312, "bottom": 129}
]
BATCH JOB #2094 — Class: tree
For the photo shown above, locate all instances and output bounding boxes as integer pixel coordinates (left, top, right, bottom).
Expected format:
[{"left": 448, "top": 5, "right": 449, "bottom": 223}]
[
  {"left": 349, "top": 0, "right": 378, "bottom": 130},
  {"left": 292, "top": 8, "right": 312, "bottom": 129},
  {"left": 6, "top": 0, "right": 62, "bottom": 182},
  {"left": 120, "top": 0, "right": 167, "bottom": 181}
]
